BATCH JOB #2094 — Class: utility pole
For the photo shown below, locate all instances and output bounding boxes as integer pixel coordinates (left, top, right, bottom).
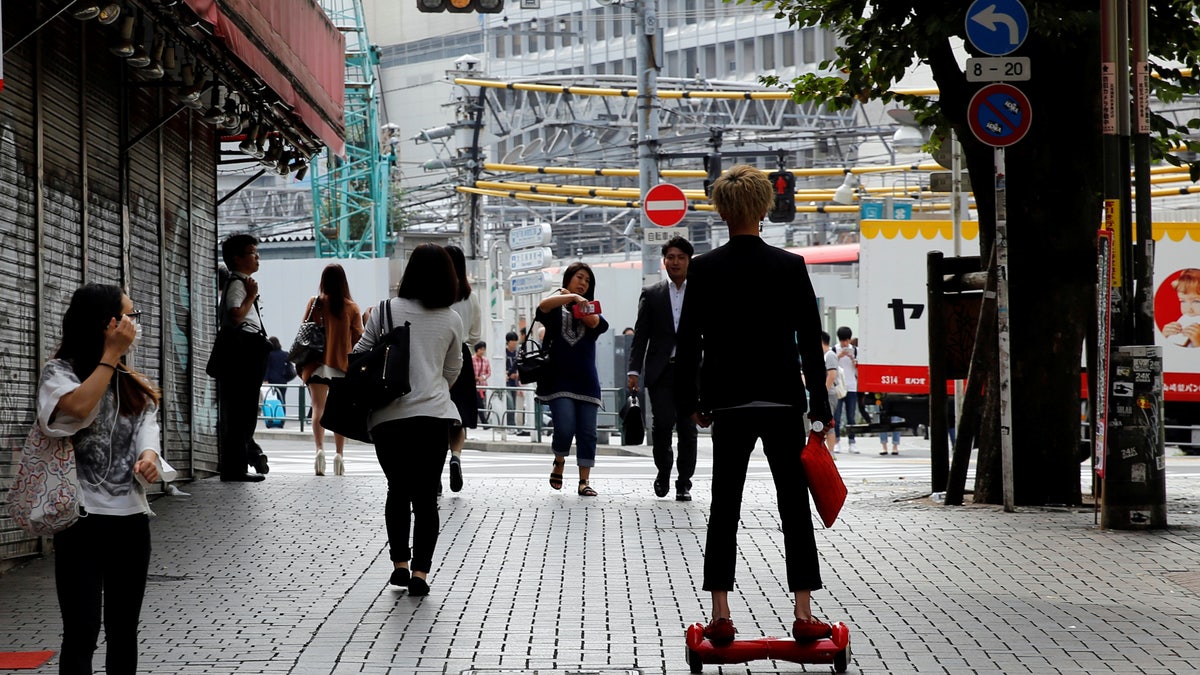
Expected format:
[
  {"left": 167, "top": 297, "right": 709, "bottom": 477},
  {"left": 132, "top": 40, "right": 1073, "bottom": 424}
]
[{"left": 636, "top": 0, "right": 661, "bottom": 287}]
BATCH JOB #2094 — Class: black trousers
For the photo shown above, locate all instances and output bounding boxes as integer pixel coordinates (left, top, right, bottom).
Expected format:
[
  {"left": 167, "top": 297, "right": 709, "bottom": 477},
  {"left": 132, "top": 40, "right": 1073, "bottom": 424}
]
[
  {"left": 217, "top": 361, "right": 267, "bottom": 477},
  {"left": 373, "top": 417, "right": 451, "bottom": 573},
  {"left": 649, "top": 364, "right": 698, "bottom": 490},
  {"left": 54, "top": 514, "right": 151, "bottom": 675},
  {"left": 704, "top": 407, "right": 822, "bottom": 593}
]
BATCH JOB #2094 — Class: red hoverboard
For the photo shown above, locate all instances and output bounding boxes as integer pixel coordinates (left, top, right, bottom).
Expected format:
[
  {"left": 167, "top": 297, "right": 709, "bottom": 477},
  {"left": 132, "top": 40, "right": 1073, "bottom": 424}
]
[{"left": 685, "top": 622, "right": 851, "bottom": 673}]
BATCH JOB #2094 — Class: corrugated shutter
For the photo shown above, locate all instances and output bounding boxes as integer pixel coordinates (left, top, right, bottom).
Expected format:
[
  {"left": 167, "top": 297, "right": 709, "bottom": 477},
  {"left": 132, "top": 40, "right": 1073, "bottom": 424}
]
[
  {"left": 0, "top": 15, "right": 43, "bottom": 562},
  {"left": 162, "top": 109, "right": 196, "bottom": 479},
  {"left": 192, "top": 124, "right": 220, "bottom": 476},
  {"left": 0, "top": 10, "right": 222, "bottom": 565}
]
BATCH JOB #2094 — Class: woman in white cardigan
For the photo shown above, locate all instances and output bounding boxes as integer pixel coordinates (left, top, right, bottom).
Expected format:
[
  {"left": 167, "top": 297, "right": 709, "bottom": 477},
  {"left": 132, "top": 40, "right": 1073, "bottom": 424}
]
[{"left": 354, "top": 244, "right": 463, "bottom": 596}]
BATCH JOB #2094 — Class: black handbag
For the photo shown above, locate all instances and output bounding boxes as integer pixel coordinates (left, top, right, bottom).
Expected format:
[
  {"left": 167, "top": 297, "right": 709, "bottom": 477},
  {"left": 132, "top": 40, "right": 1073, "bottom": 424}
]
[
  {"left": 206, "top": 278, "right": 270, "bottom": 379},
  {"left": 320, "top": 378, "right": 374, "bottom": 443},
  {"left": 345, "top": 299, "right": 411, "bottom": 408},
  {"left": 288, "top": 297, "right": 326, "bottom": 368},
  {"left": 516, "top": 319, "right": 553, "bottom": 385},
  {"left": 322, "top": 300, "right": 412, "bottom": 442},
  {"left": 619, "top": 391, "right": 645, "bottom": 446}
]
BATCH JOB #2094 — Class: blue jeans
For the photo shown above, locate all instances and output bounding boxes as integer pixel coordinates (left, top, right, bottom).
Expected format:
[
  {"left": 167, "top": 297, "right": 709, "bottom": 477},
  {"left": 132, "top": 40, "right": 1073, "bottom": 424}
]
[
  {"left": 834, "top": 391, "right": 858, "bottom": 442},
  {"left": 548, "top": 397, "right": 599, "bottom": 467},
  {"left": 880, "top": 415, "right": 903, "bottom": 446}
]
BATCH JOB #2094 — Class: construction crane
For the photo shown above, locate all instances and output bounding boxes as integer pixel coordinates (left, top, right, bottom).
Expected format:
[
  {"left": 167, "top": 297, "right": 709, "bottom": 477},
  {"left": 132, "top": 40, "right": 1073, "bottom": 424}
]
[{"left": 311, "top": 0, "right": 391, "bottom": 258}]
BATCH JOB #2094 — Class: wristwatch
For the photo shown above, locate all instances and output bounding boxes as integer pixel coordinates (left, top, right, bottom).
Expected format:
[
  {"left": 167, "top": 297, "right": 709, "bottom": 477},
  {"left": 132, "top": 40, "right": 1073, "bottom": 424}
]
[{"left": 811, "top": 420, "right": 824, "bottom": 433}]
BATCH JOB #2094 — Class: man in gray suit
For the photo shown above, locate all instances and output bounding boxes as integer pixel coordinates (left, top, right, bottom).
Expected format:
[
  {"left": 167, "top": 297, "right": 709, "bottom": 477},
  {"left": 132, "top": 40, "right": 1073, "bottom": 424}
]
[{"left": 628, "top": 236, "right": 698, "bottom": 501}]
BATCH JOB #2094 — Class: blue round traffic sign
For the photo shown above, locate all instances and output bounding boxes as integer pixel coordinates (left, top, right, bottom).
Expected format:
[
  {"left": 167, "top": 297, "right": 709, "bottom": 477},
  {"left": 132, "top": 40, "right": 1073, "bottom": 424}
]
[
  {"left": 965, "top": 0, "right": 1029, "bottom": 57},
  {"left": 968, "top": 83, "right": 1032, "bottom": 147}
]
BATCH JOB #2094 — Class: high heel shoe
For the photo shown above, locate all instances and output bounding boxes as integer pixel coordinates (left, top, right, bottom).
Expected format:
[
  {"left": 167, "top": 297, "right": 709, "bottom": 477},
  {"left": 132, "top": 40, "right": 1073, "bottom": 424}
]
[
  {"left": 315, "top": 449, "right": 326, "bottom": 476},
  {"left": 333, "top": 453, "right": 345, "bottom": 476}
]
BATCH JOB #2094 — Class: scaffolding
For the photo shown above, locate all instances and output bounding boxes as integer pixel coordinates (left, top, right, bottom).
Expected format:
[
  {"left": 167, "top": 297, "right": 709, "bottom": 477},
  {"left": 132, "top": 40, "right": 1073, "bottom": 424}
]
[{"left": 311, "top": 0, "right": 390, "bottom": 258}]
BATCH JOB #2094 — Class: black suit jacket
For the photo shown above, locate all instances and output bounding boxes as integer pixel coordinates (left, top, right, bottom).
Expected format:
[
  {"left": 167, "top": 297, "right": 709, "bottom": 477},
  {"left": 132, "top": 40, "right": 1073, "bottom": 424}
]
[
  {"left": 627, "top": 280, "right": 679, "bottom": 388},
  {"left": 674, "top": 235, "right": 831, "bottom": 419}
]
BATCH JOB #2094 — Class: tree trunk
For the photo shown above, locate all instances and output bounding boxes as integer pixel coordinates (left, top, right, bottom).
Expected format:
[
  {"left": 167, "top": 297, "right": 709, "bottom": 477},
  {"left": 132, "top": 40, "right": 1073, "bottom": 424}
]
[{"left": 934, "top": 15, "right": 1102, "bottom": 505}]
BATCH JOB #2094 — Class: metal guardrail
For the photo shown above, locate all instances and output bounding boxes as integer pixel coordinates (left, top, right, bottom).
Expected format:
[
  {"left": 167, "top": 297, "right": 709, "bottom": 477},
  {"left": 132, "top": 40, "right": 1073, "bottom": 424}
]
[{"left": 257, "top": 383, "right": 628, "bottom": 442}]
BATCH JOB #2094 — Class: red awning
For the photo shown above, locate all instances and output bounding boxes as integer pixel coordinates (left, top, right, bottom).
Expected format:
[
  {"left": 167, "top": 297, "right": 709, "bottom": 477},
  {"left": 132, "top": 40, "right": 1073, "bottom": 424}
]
[{"left": 186, "top": 0, "right": 345, "bottom": 156}]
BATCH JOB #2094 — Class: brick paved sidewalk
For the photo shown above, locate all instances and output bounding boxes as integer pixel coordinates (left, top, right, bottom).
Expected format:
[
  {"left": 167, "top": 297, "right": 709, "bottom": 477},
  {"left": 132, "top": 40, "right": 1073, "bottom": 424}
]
[{"left": 3, "top": 463, "right": 1200, "bottom": 673}]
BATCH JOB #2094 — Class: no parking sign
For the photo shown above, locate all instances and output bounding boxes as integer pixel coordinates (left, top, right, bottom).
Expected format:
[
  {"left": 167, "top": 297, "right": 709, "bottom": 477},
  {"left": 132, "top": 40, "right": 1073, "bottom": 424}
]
[{"left": 968, "top": 83, "right": 1032, "bottom": 148}]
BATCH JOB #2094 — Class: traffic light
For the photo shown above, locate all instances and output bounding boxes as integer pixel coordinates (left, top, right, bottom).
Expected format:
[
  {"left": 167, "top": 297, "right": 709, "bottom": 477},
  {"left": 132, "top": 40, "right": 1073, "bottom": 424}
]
[
  {"left": 767, "top": 170, "right": 796, "bottom": 223},
  {"left": 417, "top": 0, "right": 502, "bottom": 12},
  {"left": 703, "top": 153, "right": 722, "bottom": 197}
]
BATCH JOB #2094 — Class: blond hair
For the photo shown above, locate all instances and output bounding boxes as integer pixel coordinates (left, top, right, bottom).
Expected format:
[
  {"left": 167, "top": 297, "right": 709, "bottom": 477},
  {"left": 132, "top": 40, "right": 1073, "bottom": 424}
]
[
  {"left": 1174, "top": 269, "right": 1200, "bottom": 295},
  {"left": 710, "top": 164, "right": 773, "bottom": 226}
]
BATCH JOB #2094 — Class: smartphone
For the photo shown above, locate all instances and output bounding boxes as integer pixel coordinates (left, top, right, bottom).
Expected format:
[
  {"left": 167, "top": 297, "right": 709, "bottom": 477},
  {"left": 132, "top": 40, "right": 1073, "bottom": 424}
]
[{"left": 572, "top": 300, "right": 602, "bottom": 318}]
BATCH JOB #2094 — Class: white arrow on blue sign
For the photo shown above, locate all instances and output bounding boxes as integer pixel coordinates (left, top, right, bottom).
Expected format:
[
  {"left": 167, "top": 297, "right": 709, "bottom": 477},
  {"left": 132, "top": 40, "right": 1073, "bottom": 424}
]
[{"left": 965, "top": 0, "right": 1029, "bottom": 57}]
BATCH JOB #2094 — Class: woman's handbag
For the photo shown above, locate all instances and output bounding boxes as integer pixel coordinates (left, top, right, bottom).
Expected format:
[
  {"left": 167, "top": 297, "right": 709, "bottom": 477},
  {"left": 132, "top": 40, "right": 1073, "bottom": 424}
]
[
  {"left": 5, "top": 423, "right": 81, "bottom": 537},
  {"left": 320, "top": 378, "right": 374, "bottom": 443},
  {"left": 346, "top": 299, "right": 411, "bottom": 408},
  {"left": 288, "top": 297, "right": 326, "bottom": 368},
  {"left": 516, "top": 320, "right": 552, "bottom": 384},
  {"left": 322, "top": 300, "right": 411, "bottom": 442},
  {"left": 800, "top": 426, "right": 847, "bottom": 528}
]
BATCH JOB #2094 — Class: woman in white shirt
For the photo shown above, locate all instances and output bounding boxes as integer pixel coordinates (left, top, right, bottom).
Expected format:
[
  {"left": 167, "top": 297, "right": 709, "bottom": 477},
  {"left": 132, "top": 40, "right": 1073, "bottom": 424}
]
[
  {"left": 40, "top": 284, "right": 169, "bottom": 674},
  {"left": 354, "top": 244, "right": 463, "bottom": 596}
]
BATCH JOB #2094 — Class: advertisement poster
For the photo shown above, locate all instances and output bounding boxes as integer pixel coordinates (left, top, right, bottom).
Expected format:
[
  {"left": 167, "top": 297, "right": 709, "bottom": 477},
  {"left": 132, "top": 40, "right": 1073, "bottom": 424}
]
[
  {"left": 1151, "top": 222, "right": 1200, "bottom": 402},
  {"left": 858, "top": 219, "right": 980, "bottom": 393}
]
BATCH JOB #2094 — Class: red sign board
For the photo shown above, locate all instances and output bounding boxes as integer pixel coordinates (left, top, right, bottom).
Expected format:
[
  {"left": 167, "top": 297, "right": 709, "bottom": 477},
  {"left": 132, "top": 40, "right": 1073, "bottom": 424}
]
[
  {"left": 643, "top": 183, "right": 688, "bottom": 227},
  {"left": 967, "top": 83, "right": 1032, "bottom": 147}
]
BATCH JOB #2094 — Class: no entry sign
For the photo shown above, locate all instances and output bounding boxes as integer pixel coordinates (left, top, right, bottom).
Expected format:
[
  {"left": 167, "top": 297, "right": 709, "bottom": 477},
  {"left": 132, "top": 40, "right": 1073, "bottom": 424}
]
[
  {"left": 968, "top": 83, "right": 1032, "bottom": 147},
  {"left": 643, "top": 183, "right": 688, "bottom": 227}
]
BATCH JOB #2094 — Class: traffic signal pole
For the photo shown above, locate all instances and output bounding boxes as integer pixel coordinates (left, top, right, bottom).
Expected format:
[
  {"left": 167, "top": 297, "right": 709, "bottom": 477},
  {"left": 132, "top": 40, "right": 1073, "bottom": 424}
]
[{"left": 637, "top": 0, "right": 662, "bottom": 287}]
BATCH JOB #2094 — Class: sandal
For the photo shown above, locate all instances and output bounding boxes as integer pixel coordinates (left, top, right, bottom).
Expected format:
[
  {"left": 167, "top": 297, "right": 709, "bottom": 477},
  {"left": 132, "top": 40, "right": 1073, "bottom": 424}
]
[
  {"left": 578, "top": 480, "right": 598, "bottom": 497},
  {"left": 549, "top": 457, "right": 565, "bottom": 490}
]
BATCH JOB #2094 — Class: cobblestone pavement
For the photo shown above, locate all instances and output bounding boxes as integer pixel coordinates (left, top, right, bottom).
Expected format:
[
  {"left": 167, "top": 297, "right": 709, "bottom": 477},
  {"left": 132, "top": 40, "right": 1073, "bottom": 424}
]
[{"left": 3, "top": 434, "right": 1200, "bottom": 674}]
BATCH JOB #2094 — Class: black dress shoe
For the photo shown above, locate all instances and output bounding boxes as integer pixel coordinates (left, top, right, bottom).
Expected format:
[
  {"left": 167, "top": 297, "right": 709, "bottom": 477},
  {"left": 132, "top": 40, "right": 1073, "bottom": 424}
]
[
  {"left": 675, "top": 488, "right": 692, "bottom": 502},
  {"left": 252, "top": 454, "right": 270, "bottom": 475},
  {"left": 221, "top": 474, "right": 265, "bottom": 482},
  {"left": 408, "top": 576, "right": 430, "bottom": 596},
  {"left": 654, "top": 474, "right": 669, "bottom": 498}
]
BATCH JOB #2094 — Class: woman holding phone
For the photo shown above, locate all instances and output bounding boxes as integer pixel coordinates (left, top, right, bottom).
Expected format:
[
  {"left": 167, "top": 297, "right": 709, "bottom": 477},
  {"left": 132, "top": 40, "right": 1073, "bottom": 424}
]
[
  {"left": 41, "top": 284, "right": 170, "bottom": 674},
  {"left": 534, "top": 262, "right": 608, "bottom": 496}
]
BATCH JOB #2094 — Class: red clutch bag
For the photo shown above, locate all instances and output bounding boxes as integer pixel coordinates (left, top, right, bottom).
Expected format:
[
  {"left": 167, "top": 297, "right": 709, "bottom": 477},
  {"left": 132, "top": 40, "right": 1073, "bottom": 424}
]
[{"left": 800, "top": 429, "right": 847, "bottom": 528}]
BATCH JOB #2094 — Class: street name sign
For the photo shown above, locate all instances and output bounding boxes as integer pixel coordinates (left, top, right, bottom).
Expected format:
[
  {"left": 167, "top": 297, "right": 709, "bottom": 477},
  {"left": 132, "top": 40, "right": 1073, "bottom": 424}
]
[
  {"left": 967, "top": 83, "right": 1032, "bottom": 147},
  {"left": 965, "top": 0, "right": 1029, "bottom": 56},
  {"left": 510, "top": 271, "right": 553, "bottom": 296},
  {"left": 642, "top": 183, "right": 688, "bottom": 227},
  {"left": 508, "top": 223, "right": 552, "bottom": 249},
  {"left": 509, "top": 246, "right": 554, "bottom": 272},
  {"left": 966, "top": 56, "right": 1031, "bottom": 82}
]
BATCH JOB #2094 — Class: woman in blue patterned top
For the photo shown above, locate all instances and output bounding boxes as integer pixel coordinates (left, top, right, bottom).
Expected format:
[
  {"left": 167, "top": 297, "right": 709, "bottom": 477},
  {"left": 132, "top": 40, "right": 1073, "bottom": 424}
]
[{"left": 535, "top": 262, "right": 609, "bottom": 496}]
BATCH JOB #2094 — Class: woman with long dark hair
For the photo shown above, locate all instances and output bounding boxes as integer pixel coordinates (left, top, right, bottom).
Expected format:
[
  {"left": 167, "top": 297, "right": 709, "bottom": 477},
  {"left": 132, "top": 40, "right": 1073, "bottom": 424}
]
[
  {"left": 444, "top": 245, "right": 482, "bottom": 493},
  {"left": 354, "top": 244, "right": 463, "bottom": 595},
  {"left": 40, "top": 284, "right": 169, "bottom": 674},
  {"left": 300, "top": 263, "right": 363, "bottom": 475},
  {"left": 535, "top": 262, "right": 609, "bottom": 496}
]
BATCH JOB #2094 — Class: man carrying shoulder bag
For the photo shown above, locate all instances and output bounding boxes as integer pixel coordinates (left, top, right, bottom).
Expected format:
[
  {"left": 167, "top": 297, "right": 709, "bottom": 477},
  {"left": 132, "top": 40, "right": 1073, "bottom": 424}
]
[{"left": 214, "top": 234, "right": 272, "bottom": 482}]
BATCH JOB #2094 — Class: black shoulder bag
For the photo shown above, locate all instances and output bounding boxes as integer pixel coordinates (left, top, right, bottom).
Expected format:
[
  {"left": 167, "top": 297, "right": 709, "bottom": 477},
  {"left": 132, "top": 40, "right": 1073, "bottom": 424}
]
[
  {"left": 322, "top": 300, "right": 411, "bottom": 443},
  {"left": 206, "top": 279, "right": 270, "bottom": 379},
  {"left": 516, "top": 317, "right": 553, "bottom": 384}
]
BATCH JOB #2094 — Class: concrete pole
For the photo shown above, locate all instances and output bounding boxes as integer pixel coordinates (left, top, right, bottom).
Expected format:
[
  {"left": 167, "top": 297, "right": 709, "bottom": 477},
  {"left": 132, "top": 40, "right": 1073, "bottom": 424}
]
[{"left": 637, "top": 0, "right": 662, "bottom": 288}]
